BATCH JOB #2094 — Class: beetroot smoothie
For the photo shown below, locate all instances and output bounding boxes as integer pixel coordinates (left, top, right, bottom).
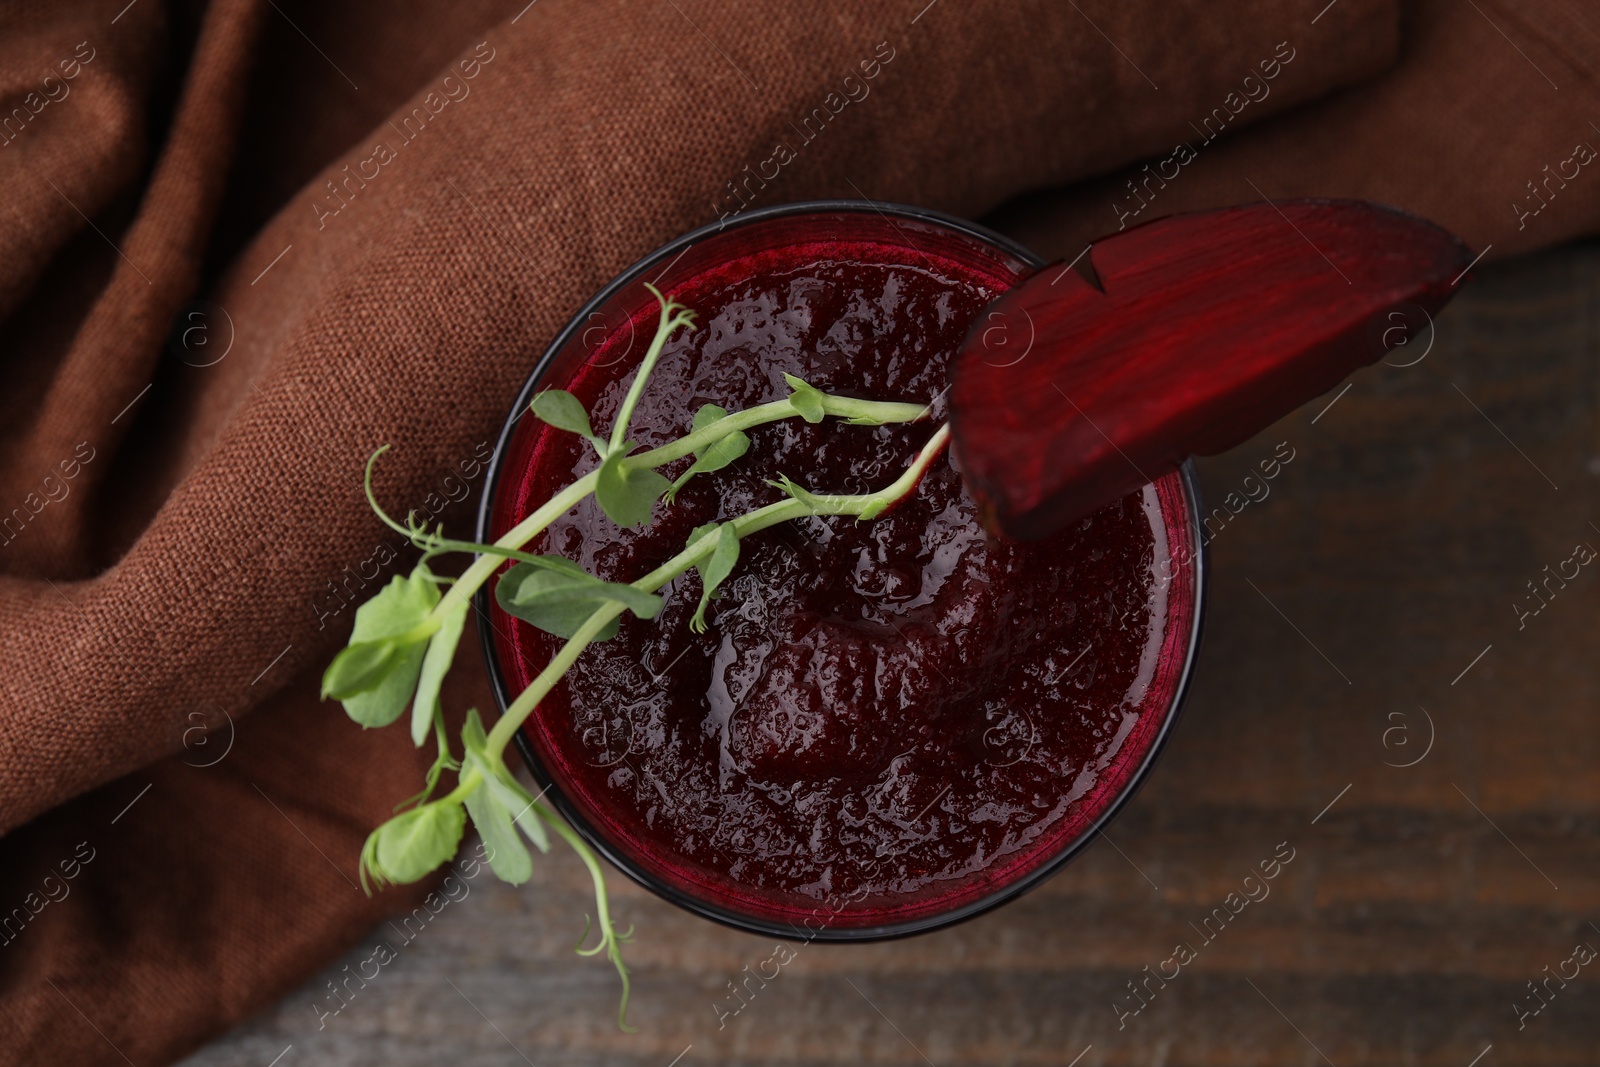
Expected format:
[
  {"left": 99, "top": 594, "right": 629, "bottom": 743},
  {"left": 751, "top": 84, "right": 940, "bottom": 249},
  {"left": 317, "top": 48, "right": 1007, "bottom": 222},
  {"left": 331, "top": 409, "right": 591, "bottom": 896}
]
[{"left": 483, "top": 211, "right": 1200, "bottom": 933}]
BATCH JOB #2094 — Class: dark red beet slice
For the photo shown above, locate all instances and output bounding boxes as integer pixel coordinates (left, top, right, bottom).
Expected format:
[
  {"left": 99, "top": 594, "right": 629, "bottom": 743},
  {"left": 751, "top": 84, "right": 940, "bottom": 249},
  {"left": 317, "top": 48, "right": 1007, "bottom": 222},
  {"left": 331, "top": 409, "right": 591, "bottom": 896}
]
[{"left": 949, "top": 199, "right": 1476, "bottom": 539}]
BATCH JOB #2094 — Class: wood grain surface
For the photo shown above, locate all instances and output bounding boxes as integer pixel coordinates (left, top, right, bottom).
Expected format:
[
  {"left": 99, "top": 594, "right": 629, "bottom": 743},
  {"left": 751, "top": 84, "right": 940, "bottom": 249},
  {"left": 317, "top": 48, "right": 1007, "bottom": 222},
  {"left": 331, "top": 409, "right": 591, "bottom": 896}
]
[{"left": 183, "top": 241, "right": 1600, "bottom": 1067}]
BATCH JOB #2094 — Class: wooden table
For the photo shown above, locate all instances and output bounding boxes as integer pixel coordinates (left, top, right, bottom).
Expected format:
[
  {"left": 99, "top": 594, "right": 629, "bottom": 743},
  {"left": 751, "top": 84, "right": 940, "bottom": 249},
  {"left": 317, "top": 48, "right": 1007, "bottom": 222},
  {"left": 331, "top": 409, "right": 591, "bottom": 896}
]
[{"left": 183, "top": 242, "right": 1600, "bottom": 1066}]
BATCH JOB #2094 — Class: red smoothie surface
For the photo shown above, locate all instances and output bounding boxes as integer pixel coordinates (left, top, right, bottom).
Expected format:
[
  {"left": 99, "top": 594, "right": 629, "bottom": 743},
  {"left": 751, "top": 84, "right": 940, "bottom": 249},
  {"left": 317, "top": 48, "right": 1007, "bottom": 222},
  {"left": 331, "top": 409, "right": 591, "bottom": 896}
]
[{"left": 487, "top": 234, "right": 1198, "bottom": 930}]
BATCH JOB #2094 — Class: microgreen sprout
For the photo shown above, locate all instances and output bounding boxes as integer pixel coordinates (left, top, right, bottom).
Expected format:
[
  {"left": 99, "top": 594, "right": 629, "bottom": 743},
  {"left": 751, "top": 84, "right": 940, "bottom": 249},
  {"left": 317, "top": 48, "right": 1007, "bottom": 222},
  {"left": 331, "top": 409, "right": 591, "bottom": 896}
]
[{"left": 323, "top": 285, "right": 948, "bottom": 1029}]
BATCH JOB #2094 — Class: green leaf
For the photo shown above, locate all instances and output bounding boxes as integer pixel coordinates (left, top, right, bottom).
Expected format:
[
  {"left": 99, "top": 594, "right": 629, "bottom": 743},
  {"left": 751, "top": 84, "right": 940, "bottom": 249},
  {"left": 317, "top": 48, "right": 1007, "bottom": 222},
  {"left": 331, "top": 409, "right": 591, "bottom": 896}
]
[
  {"left": 484, "top": 770, "right": 551, "bottom": 853},
  {"left": 691, "top": 523, "right": 741, "bottom": 633},
  {"left": 531, "top": 389, "right": 595, "bottom": 438},
  {"left": 331, "top": 567, "right": 441, "bottom": 728},
  {"left": 689, "top": 432, "right": 749, "bottom": 473},
  {"left": 497, "top": 556, "right": 664, "bottom": 624},
  {"left": 532, "top": 389, "right": 605, "bottom": 453},
  {"left": 595, "top": 448, "right": 671, "bottom": 528},
  {"left": 462, "top": 766, "right": 532, "bottom": 884},
  {"left": 784, "top": 373, "right": 826, "bottom": 423},
  {"left": 345, "top": 642, "right": 426, "bottom": 728},
  {"left": 503, "top": 553, "right": 592, "bottom": 579},
  {"left": 411, "top": 596, "right": 469, "bottom": 746},
  {"left": 360, "top": 565, "right": 442, "bottom": 638},
  {"left": 665, "top": 405, "right": 751, "bottom": 503},
  {"left": 323, "top": 639, "right": 406, "bottom": 701},
  {"left": 496, "top": 557, "right": 662, "bottom": 640},
  {"left": 368, "top": 800, "right": 465, "bottom": 885},
  {"left": 462, "top": 705, "right": 490, "bottom": 750},
  {"left": 462, "top": 710, "right": 549, "bottom": 854},
  {"left": 690, "top": 402, "right": 726, "bottom": 433}
]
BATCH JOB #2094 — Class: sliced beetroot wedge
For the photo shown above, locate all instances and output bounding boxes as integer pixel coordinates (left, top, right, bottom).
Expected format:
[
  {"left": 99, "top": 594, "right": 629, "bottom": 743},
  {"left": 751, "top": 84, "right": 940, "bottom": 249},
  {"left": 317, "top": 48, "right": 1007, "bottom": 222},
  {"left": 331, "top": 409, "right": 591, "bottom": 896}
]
[{"left": 949, "top": 199, "right": 1475, "bottom": 539}]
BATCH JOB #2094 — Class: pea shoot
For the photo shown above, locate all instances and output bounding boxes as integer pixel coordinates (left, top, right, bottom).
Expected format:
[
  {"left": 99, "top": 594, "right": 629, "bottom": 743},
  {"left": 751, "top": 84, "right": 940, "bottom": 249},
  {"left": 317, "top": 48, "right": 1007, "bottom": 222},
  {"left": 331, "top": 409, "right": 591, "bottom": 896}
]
[{"left": 322, "top": 285, "right": 945, "bottom": 1029}]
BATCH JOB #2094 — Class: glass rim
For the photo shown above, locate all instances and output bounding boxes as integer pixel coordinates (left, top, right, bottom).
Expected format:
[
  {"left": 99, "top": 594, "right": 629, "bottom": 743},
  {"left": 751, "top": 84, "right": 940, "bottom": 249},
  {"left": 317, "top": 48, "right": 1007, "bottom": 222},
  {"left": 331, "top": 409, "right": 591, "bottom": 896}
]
[{"left": 475, "top": 198, "right": 1209, "bottom": 942}]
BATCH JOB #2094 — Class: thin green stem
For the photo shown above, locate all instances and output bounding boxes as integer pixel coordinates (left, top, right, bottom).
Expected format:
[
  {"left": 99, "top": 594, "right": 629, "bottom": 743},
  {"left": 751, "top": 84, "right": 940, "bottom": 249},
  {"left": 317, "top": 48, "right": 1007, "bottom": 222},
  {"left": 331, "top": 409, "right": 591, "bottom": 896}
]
[
  {"left": 820, "top": 394, "right": 932, "bottom": 425},
  {"left": 789, "top": 422, "right": 951, "bottom": 515},
  {"left": 632, "top": 398, "right": 795, "bottom": 467},
  {"left": 535, "top": 802, "right": 633, "bottom": 1030},
  {"left": 609, "top": 287, "right": 694, "bottom": 455},
  {"left": 628, "top": 394, "right": 927, "bottom": 469},
  {"left": 397, "top": 716, "right": 459, "bottom": 811}
]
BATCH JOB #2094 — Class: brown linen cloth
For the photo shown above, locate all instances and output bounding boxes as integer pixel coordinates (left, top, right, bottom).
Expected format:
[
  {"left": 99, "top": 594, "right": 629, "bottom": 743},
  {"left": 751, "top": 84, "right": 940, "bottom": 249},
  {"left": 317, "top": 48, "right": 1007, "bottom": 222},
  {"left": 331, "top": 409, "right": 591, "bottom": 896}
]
[{"left": 0, "top": 0, "right": 1593, "bottom": 1062}]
